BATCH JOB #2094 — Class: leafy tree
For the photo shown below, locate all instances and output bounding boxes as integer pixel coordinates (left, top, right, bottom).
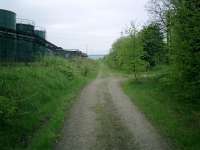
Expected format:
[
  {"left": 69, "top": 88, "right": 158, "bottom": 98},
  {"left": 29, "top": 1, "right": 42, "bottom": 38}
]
[
  {"left": 125, "top": 23, "right": 144, "bottom": 79},
  {"left": 106, "top": 23, "right": 145, "bottom": 77},
  {"left": 141, "top": 23, "right": 165, "bottom": 69},
  {"left": 107, "top": 0, "right": 200, "bottom": 105},
  {"left": 170, "top": 0, "right": 200, "bottom": 103},
  {"left": 147, "top": 0, "right": 175, "bottom": 61}
]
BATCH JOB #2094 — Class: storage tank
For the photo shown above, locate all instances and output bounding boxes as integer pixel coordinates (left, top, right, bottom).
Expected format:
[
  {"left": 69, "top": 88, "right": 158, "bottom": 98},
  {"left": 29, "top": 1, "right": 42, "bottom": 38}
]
[
  {"left": 16, "top": 23, "right": 34, "bottom": 35},
  {"left": 35, "top": 30, "right": 46, "bottom": 39},
  {"left": 0, "top": 9, "right": 16, "bottom": 29},
  {"left": 16, "top": 23, "right": 35, "bottom": 61},
  {"left": 0, "top": 9, "right": 16, "bottom": 61},
  {"left": 34, "top": 29, "right": 47, "bottom": 58}
]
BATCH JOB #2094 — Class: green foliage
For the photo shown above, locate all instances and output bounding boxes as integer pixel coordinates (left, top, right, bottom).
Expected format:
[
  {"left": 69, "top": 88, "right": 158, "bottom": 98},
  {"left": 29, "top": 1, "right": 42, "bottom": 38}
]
[
  {"left": 106, "top": 28, "right": 146, "bottom": 76},
  {"left": 123, "top": 73, "right": 200, "bottom": 150},
  {"left": 0, "top": 56, "right": 98, "bottom": 149},
  {"left": 141, "top": 23, "right": 166, "bottom": 68},
  {"left": 170, "top": 0, "right": 200, "bottom": 104},
  {"left": 106, "top": 0, "right": 200, "bottom": 148},
  {"left": 105, "top": 0, "right": 200, "bottom": 148},
  {"left": 107, "top": 0, "right": 200, "bottom": 105},
  {"left": 106, "top": 22, "right": 166, "bottom": 76},
  {"left": 146, "top": 0, "right": 200, "bottom": 104}
]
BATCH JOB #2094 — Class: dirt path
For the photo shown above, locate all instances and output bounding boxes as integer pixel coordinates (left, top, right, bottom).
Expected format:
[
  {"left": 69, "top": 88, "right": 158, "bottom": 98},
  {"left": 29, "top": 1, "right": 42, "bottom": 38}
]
[{"left": 55, "top": 74, "right": 170, "bottom": 150}]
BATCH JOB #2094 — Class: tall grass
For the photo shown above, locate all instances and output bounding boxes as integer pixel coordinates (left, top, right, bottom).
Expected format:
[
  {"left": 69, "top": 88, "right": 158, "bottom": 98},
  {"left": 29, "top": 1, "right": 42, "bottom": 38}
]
[
  {"left": 0, "top": 56, "right": 98, "bottom": 150},
  {"left": 123, "top": 69, "right": 200, "bottom": 150}
]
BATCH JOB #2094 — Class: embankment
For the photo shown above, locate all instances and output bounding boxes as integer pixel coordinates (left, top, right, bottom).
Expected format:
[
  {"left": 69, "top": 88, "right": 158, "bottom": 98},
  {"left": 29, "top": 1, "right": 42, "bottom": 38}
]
[{"left": 0, "top": 57, "right": 98, "bottom": 150}]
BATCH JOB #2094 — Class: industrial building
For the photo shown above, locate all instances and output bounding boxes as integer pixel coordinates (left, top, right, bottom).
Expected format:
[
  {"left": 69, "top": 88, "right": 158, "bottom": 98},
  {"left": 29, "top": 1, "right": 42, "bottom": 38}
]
[
  {"left": 53, "top": 49, "right": 87, "bottom": 58},
  {"left": 0, "top": 9, "right": 87, "bottom": 62}
]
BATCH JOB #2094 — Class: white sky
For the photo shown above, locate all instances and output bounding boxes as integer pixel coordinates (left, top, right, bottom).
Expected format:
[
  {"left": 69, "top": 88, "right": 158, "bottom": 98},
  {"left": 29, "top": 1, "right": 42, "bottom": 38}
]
[{"left": 1, "top": 0, "right": 149, "bottom": 55}]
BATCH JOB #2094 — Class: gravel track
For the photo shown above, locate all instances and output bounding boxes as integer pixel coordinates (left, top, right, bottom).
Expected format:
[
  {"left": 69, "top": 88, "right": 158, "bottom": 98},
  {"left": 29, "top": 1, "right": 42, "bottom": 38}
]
[{"left": 55, "top": 74, "right": 170, "bottom": 150}]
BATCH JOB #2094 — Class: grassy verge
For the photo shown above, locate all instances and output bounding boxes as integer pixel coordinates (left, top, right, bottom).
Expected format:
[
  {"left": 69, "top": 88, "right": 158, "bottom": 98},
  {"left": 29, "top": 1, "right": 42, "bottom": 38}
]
[
  {"left": 122, "top": 71, "right": 200, "bottom": 150},
  {"left": 0, "top": 57, "right": 98, "bottom": 150}
]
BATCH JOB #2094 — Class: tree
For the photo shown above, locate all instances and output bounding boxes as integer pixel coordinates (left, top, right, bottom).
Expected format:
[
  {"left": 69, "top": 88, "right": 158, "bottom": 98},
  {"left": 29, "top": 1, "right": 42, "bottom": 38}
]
[
  {"left": 106, "top": 22, "right": 145, "bottom": 77},
  {"left": 147, "top": 0, "right": 175, "bottom": 59},
  {"left": 125, "top": 22, "right": 141, "bottom": 79},
  {"left": 171, "top": 0, "right": 200, "bottom": 103},
  {"left": 141, "top": 23, "right": 165, "bottom": 69}
]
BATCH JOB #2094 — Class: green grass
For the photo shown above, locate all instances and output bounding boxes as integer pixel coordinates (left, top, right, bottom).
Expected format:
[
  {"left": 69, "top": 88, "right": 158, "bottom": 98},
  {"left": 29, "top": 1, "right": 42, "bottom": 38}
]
[
  {"left": 0, "top": 57, "right": 98, "bottom": 150},
  {"left": 123, "top": 72, "right": 200, "bottom": 150}
]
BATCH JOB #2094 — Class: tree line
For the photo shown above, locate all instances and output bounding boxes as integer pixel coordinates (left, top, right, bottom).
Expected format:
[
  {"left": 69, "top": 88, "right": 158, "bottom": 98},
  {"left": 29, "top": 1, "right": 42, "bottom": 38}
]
[{"left": 106, "top": 0, "right": 200, "bottom": 105}]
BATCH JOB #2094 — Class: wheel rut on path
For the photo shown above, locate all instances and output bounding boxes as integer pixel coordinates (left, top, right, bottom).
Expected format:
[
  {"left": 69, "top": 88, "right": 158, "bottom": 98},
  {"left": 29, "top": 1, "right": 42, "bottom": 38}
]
[{"left": 55, "top": 75, "right": 170, "bottom": 150}]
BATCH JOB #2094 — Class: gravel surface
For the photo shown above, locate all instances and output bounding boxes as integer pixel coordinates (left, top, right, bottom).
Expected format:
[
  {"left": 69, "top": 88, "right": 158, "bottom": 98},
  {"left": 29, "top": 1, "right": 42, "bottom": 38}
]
[{"left": 55, "top": 74, "right": 170, "bottom": 150}]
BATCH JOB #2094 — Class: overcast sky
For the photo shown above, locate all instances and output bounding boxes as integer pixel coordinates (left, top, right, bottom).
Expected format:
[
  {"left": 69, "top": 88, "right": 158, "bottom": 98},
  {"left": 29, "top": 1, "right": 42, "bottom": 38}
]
[{"left": 1, "top": 0, "right": 149, "bottom": 55}]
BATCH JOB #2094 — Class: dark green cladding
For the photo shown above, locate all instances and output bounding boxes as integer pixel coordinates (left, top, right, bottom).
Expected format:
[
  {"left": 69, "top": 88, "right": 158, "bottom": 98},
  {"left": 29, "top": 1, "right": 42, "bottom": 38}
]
[
  {"left": 16, "top": 23, "right": 34, "bottom": 61},
  {"left": 34, "top": 30, "right": 46, "bottom": 57},
  {"left": 0, "top": 9, "right": 16, "bottom": 29},
  {"left": 16, "top": 23, "right": 34, "bottom": 34},
  {"left": 0, "top": 9, "right": 50, "bottom": 62},
  {"left": 35, "top": 30, "right": 46, "bottom": 39},
  {"left": 0, "top": 9, "right": 16, "bottom": 61}
]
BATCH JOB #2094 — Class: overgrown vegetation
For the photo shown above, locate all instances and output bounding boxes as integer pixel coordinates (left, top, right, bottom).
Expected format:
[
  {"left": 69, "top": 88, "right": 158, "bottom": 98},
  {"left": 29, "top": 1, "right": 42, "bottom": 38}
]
[
  {"left": 123, "top": 68, "right": 200, "bottom": 150},
  {"left": 105, "top": 0, "right": 200, "bottom": 149},
  {"left": 106, "top": 0, "right": 200, "bottom": 104},
  {"left": 0, "top": 56, "right": 98, "bottom": 150}
]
